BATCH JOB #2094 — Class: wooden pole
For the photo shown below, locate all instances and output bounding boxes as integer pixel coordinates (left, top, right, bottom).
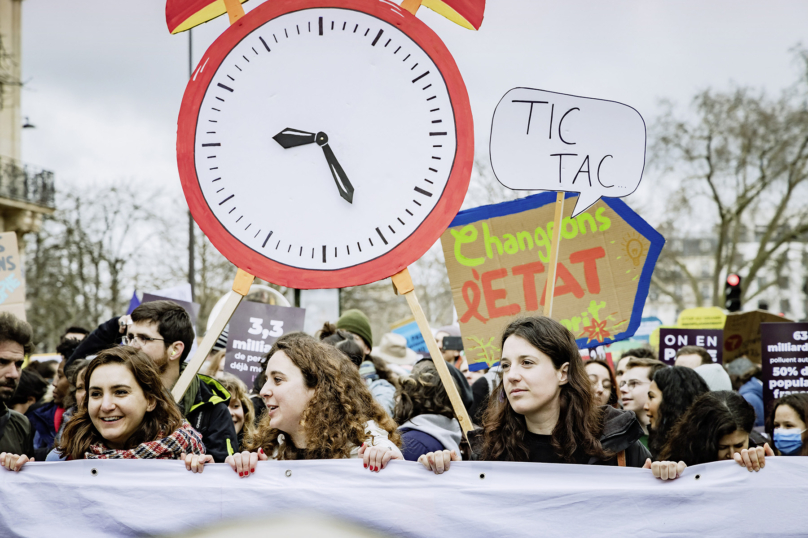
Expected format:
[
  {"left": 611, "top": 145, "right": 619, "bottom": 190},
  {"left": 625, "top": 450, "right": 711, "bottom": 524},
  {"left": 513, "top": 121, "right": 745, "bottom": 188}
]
[
  {"left": 172, "top": 268, "right": 255, "bottom": 402},
  {"left": 400, "top": 0, "right": 422, "bottom": 15},
  {"left": 223, "top": 0, "right": 246, "bottom": 24},
  {"left": 542, "top": 192, "right": 565, "bottom": 317},
  {"left": 392, "top": 268, "right": 474, "bottom": 435}
]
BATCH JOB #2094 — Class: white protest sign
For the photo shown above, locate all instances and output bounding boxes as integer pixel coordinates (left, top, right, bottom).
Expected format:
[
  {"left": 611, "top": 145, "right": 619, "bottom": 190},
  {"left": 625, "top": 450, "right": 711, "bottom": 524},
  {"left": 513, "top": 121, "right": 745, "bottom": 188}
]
[
  {"left": 490, "top": 88, "right": 646, "bottom": 216},
  {"left": 0, "top": 232, "right": 25, "bottom": 320}
]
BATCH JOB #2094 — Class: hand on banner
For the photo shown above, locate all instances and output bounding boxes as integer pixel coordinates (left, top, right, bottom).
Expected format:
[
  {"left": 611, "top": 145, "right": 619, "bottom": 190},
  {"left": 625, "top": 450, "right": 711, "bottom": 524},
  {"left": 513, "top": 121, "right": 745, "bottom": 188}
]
[
  {"left": 225, "top": 448, "right": 269, "bottom": 478},
  {"left": 358, "top": 442, "right": 403, "bottom": 472},
  {"left": 0, "top": 453, "right": 32, "bottom": 472},
  {"left": 118, "top": 315, "right": 132, "bottom": 334},
  {"left": 181, "top": 453, "right": 215, "bottom": 474},
  {"left": 418, "top": 450, "right": 461, "bottom": 474},
  {"left": 643, "top": 459, "right": 686, "bottom": 481},
  {"left": 733, "top": 443, "right": 774, "bottom": 472}
]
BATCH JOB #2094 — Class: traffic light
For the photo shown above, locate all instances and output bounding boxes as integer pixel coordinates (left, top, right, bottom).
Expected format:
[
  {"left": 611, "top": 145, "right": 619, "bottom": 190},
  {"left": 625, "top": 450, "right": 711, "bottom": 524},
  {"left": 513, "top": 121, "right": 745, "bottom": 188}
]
[{"left": 725, "top": 273, "right": 742, "bottom": 312}]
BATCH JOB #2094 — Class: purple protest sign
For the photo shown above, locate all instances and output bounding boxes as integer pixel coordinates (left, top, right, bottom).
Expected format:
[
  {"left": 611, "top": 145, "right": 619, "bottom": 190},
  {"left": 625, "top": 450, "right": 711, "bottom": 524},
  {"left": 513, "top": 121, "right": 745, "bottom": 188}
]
[
  {"left": 761, "top": 322, "right": 808, "bottom": 413},
  {"left": 224, "top": 301, "right": 306, "bottom": 388},
  {"left": 659, "top": 328, "right": 723, "bottom": 365}
]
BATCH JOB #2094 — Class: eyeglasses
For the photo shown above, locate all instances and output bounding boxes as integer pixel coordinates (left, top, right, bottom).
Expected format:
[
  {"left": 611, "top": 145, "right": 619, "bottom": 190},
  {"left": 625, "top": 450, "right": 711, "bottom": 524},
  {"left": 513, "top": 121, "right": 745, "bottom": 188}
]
[
  {"left": 619, "top": 379, "right": 650, "bottom": 390},
  {"left": 121, "top": 334, "right": 165, "bottom": 346}
]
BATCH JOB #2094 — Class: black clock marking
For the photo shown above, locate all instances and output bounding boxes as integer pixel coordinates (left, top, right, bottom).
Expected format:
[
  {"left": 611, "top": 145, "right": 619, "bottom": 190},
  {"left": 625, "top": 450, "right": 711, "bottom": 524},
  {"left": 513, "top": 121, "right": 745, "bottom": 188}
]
[
  {"left": 369, "top": 237, "right": 374, "bottom": 247},
  {"left": 414, "top": 187, "right": 432, "bottom": 197},
  {"left": 273, "top": 129, "right": 355, "bottom": 203},
  {"left": 410, "top": 64, "right": 418, "bottom": 71},
  {"left": 413, "top": 200, "right": 422, "bottom": 207},
  {"left": 364, "top": 28, "right": 369, "bottom": 36},
  {"left": 212, "top": 178, "right": 221, "bottom": 182},
  {"left": 246, "top": 223, "right": 251, "bottom": 231},
  {"left": 371, "top": 29, "right": 383, "bottom": 46},
  {"left": 322, "top": 245, "right": 327, "bottom": 263},
  {"left": 388, "top": 225, "right": 395, "bottom": 234},
  {"left": 242, "top": 55, "right": 250, "bottom": 63},
  {"left": 394, "top": 46, "right": 401, "bottom": 54},
  {"left": 211, "top": 107, "right": 221, "bottom": 111},
  {"left": 209, "top": 167, "right": 218, "bottom": 170},
  {"left": 357, "top": 242, "right": 362, "bottom": 252},
  {"left": 218, "top": 83, "right": 234, "bottom": 92},
  {"left": 262, "top": 231, "right": 273, "bottom": 248},
  {"left": 403, "top": 54, "right": 411, "bottom": 61},
  {"left": 343, "top": 22, "right": 346, "bottom": 30},
  {"left": 429, "top": 132, "right": 446, "bottom": 136},
  {"left": 227, "top": 75, "right": 235, "bottom": 81},
  {"left": 296, "top": 25, "right": 300, "bottom": 35},
  {"left": 276, "top": 240, "right": 281, "bottom": 249},
  {"left": 432, "top": 156, "right": 441, "bottom": 160},
  {"left": 432, "top": 120, "right": 442, "bottom": 124},
  {"left": 424, "top": 179, "right": 433, "bottom": 184},
  {"left": 311, "top": 248, "right": 315, "bottom": 259},
  {"left": 309, "top": 21, "right": 311, "bottom": 32},
  {"left": 207, "top": 131, "right": 216, "bottom": 134},
  {"left": 288, "top": 244, "right": 292, "bottom": 252},
  {"left": 284, "top": 29, "right": 288, "bottom": 38},
  {"left": 406, "top": 209, "right": 413, "bottom": 216},
  {"left": 216, "top": 97, "right": 225, "bottom": 102},
  {"left": 319, "top": 17, "right": 323, "bottom": 35},
  {"left": 334, "top": 246, "right": 338, "bottom": 257},
  {"left": 260, "top": 37, "right": 270, "bottom": 51},
  {"left": 398, "top": 218, "right": 405, "bottom": 225},
  {"left": 219, "top": 194, "right": 234, "bottom": 205},
  {"left": 216, "top": 188, "right": 224, "bottom": 193},
  {"left": 433, "top": 144, "right": 442, "bottom": 147},
  {"left": 422, "top": 84, "right": 432, "bottom": 91},
  {"left": 202, "top": 143, "right": 220, "bottom": 147},
  {"left": 207, "top": 155, "right": 216, "bottom": 159},
  {"left": 429, "top": 167, "right": 438, "bottom": 172},
  {"left": 412, "top": 71, "right": 429, "bottom": 83},
  {"left": 353, "top": 24, "right": 358, "bottom": 33},
  {"left": 427, "top": 96, "right": 436, "bottom": 101},
  {"left": 229, "top": 207, "right": 235, "bottom": 214},
  {"left": 385, "top": 39, "right": 391, "bottom": 47},
  {"left": 252, "top": 47, "right": 257, "bottom": 55},
  {"left": 299, "top": 246, "right": 303, "bottom": 256},
  {"left": 255, "top": 230, "right": 261, "bottom": 239},
  {"left": 236, "top": 215, "right": 243, "bottom": 223},
  {"left": 376, "top": 228, "right": 388, "bottom": 245},
  {"left": 273, "top": 34, "right": 278, "bottom": 43},
  {"left": 430, "top": 108, "right": 439, "bottom": 112}
]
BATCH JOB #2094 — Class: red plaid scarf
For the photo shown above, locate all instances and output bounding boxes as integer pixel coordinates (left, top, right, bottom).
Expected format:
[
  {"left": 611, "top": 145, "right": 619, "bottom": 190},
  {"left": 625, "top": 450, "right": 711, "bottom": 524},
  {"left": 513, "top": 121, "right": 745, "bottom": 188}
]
[{"left": 85, "top": 421, "right": 205, "bottom": 460}]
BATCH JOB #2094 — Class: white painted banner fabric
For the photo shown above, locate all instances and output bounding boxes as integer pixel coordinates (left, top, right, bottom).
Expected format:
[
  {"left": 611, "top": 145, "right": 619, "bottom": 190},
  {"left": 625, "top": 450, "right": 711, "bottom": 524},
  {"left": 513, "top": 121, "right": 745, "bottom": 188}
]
[{"left": 1, "top": 458, "right": 806, "bottom": 537}]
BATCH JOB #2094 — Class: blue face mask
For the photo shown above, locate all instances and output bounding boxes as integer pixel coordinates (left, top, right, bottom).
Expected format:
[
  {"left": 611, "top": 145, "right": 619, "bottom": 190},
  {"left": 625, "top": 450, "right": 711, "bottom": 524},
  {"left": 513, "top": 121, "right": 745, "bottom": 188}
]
[{"left": 773, "top": 428, "right": 806, "bottom": 455}]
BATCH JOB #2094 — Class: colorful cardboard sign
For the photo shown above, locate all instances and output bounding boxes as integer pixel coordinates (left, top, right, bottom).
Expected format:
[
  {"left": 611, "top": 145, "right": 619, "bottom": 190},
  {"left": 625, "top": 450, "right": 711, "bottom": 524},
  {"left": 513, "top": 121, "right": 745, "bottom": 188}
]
[
  {"left": 224, "top": 301, "right": 305, "bottom": 387},
  {"left": 441, "top": 192, "right": 664, "bottom": 371},
  {"left": 391, "top": 319, "right": 429, "bottom": 355},
  {"left": 677, "top": 307, "right": 726, "bottom": 329},
  {"left": 0, "top": 233, "right": 25, "bottom": 321},
  {"left": 723, "top": 310, "right": 792, "bottom": 365},
  {"left": 760, "top": 322, "right": 808, "bottom": 412},
  {"left": 490, "top": 88, "right": 646, "bottom": 216},
  {"left": 659, "top": 328, "right": 723, "bottom": 365}
]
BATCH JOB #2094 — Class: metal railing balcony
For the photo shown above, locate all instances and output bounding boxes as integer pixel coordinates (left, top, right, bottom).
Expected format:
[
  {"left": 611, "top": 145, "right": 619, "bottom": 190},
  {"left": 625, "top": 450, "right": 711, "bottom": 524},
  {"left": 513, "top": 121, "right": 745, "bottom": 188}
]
[{"left": 0, "top": 156, "right": 55, "bottom": 210}]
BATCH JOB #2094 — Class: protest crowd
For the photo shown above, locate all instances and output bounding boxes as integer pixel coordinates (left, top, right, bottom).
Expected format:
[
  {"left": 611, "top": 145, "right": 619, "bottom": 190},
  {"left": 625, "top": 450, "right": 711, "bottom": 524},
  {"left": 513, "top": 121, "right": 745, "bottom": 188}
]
[{"left": 0, "top": 299, "right": 795, "bottom": 484}]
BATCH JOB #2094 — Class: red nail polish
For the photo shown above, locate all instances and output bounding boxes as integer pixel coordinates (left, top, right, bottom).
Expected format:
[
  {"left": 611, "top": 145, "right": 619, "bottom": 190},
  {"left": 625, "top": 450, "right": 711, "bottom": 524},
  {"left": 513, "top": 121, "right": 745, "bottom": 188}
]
[
  {"left": 364, "top": 464, "right": 367, "bottom": 468},
  {"left": 239, "top": 472, "right": 243, "bottom": 476},
  {"left": 251, "top": 468, "right": 255, "bottom": 473}
]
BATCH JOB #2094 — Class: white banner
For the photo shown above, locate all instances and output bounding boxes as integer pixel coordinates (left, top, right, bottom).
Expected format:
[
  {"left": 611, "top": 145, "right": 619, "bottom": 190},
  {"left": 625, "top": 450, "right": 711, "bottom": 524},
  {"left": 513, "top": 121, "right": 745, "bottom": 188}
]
[{"left": 1, "top": 458, "right": 806, "bottom": 537}]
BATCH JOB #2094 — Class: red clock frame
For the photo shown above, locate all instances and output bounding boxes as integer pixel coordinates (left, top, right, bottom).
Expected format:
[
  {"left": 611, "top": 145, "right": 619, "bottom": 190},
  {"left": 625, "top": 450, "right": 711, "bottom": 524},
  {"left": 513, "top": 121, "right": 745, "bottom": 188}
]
[{"left": 177, "top": 0, "right": 473, "bottom": 289}]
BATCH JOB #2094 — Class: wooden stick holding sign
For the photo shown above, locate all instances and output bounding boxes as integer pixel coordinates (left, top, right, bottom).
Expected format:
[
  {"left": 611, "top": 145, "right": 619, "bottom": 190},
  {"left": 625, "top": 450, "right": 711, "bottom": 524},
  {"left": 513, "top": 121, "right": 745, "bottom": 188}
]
[
  {"left": 392, "top": 268, "right": 473, "bottom": 435},
  {"left": 172, "top": 269, "right": 254, "bottom": 402},
  {"left": 542, "top": 192, "right": 565, "bottom": 317}
]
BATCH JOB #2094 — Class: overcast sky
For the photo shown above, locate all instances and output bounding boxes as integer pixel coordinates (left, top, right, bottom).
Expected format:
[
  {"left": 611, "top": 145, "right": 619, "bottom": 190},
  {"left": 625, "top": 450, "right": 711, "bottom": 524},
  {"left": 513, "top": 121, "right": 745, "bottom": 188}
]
[{"left": 18, "top": 0, "right": 808, "bottom": 217}]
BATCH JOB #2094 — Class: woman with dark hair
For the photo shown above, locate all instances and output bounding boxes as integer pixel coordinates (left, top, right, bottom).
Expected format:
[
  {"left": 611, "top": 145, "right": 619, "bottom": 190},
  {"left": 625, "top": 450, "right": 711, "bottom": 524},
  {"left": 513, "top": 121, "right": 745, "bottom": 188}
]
[
  {"left": 648, "top": 391, "right": 774, "bottom": 480},
  {"left": 585, "top": 359, "right": 618, "bottom": 408},
  {"left": 644, "top": 366, "right": 709, "bottom": 460},
  {"left": 185, "top": 334, "right": 403, "bottom": 475},
  {"left": 395, "top": 360, "right": 462, "bottom": 461},
  {"left": 767, "top": 393, "right": 808, "bottom": 456},
  {"left": 1, "top": 347, "right": 205, "bottom": 471},
  {"left": 419, "top": 317, "right": 650, "bottom": 473}
]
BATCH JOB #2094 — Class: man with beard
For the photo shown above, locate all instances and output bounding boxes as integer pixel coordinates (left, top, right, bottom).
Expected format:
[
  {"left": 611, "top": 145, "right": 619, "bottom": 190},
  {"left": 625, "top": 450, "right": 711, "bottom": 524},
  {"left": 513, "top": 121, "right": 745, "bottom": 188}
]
[
  {"left": 0, "top": 312, "right": 34, "bottom": 458},
  {"left": 67, "top": 301, "right": 237, "bottom": 462}
]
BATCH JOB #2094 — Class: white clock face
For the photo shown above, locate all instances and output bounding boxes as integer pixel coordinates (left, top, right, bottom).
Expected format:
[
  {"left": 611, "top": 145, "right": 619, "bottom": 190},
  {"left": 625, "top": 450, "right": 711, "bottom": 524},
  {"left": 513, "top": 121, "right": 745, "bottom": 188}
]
[{"left": 193, "top": 7, "right": 458, "bottom": 271}]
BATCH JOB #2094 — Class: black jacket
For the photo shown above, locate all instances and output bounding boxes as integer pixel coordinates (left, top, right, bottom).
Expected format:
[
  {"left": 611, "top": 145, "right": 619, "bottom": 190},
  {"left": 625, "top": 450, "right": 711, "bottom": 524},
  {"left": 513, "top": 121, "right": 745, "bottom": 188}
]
[
  {"left": 468, "top": 406, "right": 650, "bottom": 467},
  {"left": 179, "top": 369, "right": 238, "bottom": 463},
  {"left": 0, "top": 402, "right": 34, "bottom": 458},
  {"left": 67, "top": 316, "right": 237, "bottom": 462}
]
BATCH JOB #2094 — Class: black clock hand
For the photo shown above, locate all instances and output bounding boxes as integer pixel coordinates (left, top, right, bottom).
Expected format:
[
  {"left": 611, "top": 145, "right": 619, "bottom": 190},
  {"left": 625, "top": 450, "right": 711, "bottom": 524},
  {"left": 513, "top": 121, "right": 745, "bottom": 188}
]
[
  {"left": 316, "top": 132, "right": 354, "bottom": 204},
  {"left": 273, "top": 128, "right": 316, "bottom": 148}
]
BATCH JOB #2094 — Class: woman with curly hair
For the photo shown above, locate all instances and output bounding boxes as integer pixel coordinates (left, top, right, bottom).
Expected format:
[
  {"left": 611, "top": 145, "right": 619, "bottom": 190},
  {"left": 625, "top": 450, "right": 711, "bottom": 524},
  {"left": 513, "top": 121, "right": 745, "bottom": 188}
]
[
  {"left": 643, "top": 366, "right": 709, "bottom": 460},
  {"left": 395, "top": 359, "right": 462, "bottom": 461},
  {"left": 585, "top": 359, "right": 619, "bottom": 408},
  {"left": 649, "top": 391, "right": 774, "bottom": 481},
  {"left": 185, "top": 333, "right": 403, "bottom": 476},
  {"left": 767, "top": 393, "right": 808, "bottom": 456},
  {"left": 1, "top": 347, "right": 205, "bottom": 471},
  {"left": 419, "top": 317, "right": 650, "bottom": 473}
]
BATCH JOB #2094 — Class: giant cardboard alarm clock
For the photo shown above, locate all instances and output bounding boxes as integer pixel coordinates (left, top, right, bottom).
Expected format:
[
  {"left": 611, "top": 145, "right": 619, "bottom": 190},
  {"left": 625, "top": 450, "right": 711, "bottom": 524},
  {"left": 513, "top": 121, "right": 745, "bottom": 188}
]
[{"left": 177, "top": 0, "right": 474, "bottom": 288}]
